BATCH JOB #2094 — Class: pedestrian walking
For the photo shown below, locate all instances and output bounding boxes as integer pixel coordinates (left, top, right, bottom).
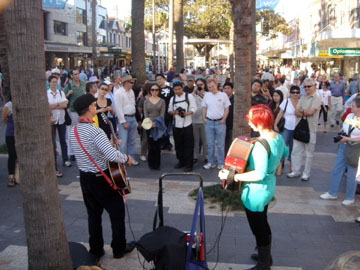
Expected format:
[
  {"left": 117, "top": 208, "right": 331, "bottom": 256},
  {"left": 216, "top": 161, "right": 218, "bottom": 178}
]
[
  {"left": 329, "top": 72, "right": 345, "bottom": 127},
  {"left": 318, "top": 81, "right": 332, "bottom": 132}
]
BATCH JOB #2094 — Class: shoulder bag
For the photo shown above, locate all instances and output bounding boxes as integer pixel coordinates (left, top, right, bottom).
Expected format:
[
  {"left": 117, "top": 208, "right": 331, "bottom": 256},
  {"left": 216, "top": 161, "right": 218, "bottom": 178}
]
[
  {"left": 60, "top": 90, "right": 72, "bottom": 126},
  {"left": 277, "top": 99, "right": 288, "bottom": 132},
  {"left": 293, "top": 112, "right": 310, "bottom": 143},
  {"left": 345, "top": 122, "right": 360, "bottom": 168}
]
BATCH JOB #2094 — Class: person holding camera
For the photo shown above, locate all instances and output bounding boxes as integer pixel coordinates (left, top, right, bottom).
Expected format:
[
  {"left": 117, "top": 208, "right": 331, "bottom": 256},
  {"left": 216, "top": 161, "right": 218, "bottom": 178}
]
[
  {"left": 168, "top": 82, "right": 197, "bottom": 172},
  {"left": 320, "top": 97, "right": 360, "bottom": 206},
  {"left": 192, "top": 78, "right": 208, "bottom": 163}
]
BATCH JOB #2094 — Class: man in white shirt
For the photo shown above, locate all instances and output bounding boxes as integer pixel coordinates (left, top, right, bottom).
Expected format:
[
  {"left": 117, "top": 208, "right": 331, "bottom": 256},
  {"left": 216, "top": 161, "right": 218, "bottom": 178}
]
[
  {"left": 168, "top": 82, "right": 197, "bottom": 171},
  {"left": 201, "top": 77, "right": 231, "bottom": 170},
  {"left": 114, "top": 75, "right": 139, "bottom": 165},
  {"left": 276, "top": 77, "right": 289, "bottom": 99}
]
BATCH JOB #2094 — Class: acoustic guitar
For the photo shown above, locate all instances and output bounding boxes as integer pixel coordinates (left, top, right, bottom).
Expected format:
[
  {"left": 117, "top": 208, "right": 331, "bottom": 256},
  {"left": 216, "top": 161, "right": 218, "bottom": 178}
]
[
  {"left": 221, "top": 136, "right": 270, "bottom": 191},
  {"left": 104, "top": 114, "right": 131, "bottom": 194}
]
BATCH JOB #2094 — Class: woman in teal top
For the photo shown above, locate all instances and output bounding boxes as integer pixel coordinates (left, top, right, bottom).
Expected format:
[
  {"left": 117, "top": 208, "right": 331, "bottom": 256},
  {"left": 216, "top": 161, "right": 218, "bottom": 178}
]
[{"left": 219, "top": 104, "right": 288, "bottom": 270}]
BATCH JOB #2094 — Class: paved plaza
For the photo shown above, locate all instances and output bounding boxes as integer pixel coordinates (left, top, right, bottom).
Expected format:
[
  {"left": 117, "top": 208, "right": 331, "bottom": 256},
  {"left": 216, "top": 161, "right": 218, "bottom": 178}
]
[{"left": 0, "top": 124, "right": 360, "bottom": 270}]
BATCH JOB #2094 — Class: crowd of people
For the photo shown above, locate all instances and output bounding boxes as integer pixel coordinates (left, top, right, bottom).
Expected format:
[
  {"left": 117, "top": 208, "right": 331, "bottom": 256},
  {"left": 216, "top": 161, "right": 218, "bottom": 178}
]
[{"left": 2, "top": 63, "right": 360, "bottom": 268}]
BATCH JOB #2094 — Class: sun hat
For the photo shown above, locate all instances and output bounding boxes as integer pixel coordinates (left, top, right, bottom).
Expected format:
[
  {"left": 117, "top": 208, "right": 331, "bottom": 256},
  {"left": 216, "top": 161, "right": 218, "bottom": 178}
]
[{"left": 141, "top": 118, "right": 153, "bottom": 130}]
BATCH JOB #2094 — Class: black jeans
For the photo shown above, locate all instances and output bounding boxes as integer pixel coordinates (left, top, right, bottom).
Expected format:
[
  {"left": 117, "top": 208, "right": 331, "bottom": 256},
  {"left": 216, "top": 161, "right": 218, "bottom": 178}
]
[
  {"left": 5, "top": 136, "right": 17, "bottom": 175},
  {"left": 79, "top": 170, "right": 126, "bottom": 256},
  {"left": 173, "top": 124, "right": 194, "bottom": 169},
  {"left": 51, "top": 124, "right": 68, "bottom": 170},
  {"left": 147, "top": 131, "right": 161, "bottom": 169},
  {"left": 319, "top": 105, "right": 329, "bottom": 122},
  {"left": 245, "top": 205, "right": 271, "bottom": 247}
]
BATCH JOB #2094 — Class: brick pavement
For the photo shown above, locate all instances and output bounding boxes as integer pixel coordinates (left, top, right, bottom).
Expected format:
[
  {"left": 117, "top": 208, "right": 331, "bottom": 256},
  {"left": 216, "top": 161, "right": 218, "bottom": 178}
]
[{"left": 0, "top": 125, "right": 360, "bottom": 270}]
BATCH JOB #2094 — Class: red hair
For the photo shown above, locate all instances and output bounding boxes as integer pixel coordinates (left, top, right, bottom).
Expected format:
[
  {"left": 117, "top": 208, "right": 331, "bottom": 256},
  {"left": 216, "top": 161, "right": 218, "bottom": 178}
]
[{"left": 246, "top": 104, "right": 274, "bottom": 130}]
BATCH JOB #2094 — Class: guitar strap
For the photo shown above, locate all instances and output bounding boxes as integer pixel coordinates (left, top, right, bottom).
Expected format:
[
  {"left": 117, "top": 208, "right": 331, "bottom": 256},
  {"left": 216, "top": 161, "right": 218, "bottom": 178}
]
[{"left": 74, "top": 125, "right": 121, "bottom": 193}]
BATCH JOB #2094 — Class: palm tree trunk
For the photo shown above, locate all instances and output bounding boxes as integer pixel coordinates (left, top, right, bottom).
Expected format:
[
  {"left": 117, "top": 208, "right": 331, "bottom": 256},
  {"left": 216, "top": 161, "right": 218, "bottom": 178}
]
[
  {"left": 168, "top": 0, "right": 174, "bottom": 69},
  {"left": 174, "top": 0, "right": 184, "bottom": 72},
  {"left": 2, "top": 1, "right": 72, "bottom": 269},
  {"left": 131, "top": 0, "right": 147, "bottom": 85},
  {"left": 230, "top": 0, "right": 256, "bottom": 137},
  {"left": 0, "top": 14, "right": 11, "bottom": 102},
  {"left": 92, "top": 0, "right": 98, "bottom": 76}
]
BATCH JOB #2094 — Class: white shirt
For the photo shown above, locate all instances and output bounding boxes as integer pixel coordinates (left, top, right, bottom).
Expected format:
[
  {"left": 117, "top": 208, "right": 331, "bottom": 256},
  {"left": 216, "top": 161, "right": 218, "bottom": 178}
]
[
  {"left": 318, "top": 89, "right": 331, "bottom": 106},
  {"left": 276, "top": 85, "right": 289, "bottom": 100},
  {"left": 343, "top": 113, "right": 360, "bottom": 139},
  {"left": 114, "top": 86, "right": 136, "bottom": 124},
  {"left": 168, "top": 92, "right": 197, "bottom": 128},
  {"left": 201, "top": 91, "right": 231, "bottom": 120},
  {"left": 47, "top": 89, "right": 68, "bottom": 125},
  {"left": 279, "top": 98, "right": 296, "bottom": 130}
]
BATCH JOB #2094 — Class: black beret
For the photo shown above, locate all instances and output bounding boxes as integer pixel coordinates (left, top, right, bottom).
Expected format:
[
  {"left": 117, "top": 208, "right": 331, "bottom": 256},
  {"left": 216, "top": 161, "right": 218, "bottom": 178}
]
[{"left": 73, "top": 94, "right": 97, "bottom": 115}]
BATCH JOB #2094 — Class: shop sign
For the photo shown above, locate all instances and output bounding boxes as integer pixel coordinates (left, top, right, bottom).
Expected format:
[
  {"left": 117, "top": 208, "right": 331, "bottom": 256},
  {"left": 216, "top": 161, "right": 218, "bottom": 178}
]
[
  {"left": 318, "top": 50, "right": 343, "bottom": 58},
  {"left": 329, "top": 48, "right": 360, "bottom": 56},
  {"left": 43, "top": 0, "right": 66, "bottom": 9}
]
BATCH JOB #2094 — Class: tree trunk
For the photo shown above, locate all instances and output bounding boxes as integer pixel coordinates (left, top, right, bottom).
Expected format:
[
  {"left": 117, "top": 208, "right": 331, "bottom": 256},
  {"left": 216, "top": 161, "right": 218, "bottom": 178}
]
[
  {"left": 2, "top": 1, "right": 72, "bottom": 269},
  {"left": 205, "top": 45, "right": 214, "bottom": 66},
  {"left": 92, "top": 0, "right": 98, "bottom": 76},
  {"left": 229, "top": 21, "right": 235, "bottom": 83},
  {"left": 168, "top": 0, "right": 174, "bottom": 68},
  {"left": 0, "top": 14, "right": 11, "bottom": 102},
  {"left": 174, "top": 0, "right": 184, "bottom": 73},
  {"left": 131, "top": 0, "right": 147, "bottom": 85},
  {"left": 230, "top": 0, "right": 256, "bottom": 137},
  {"left": 152, "top": 0, "right": 156, "bottom": 73}
]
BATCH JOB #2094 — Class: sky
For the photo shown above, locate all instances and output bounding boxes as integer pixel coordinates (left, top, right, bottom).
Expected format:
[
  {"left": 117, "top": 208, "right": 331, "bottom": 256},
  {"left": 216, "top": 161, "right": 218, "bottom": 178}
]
[
  {"left": 99, "top": 0, "right": 132, "bottom": 19},
  {"left": 99, "top": 0, "right": 311, "bottom": 21}
]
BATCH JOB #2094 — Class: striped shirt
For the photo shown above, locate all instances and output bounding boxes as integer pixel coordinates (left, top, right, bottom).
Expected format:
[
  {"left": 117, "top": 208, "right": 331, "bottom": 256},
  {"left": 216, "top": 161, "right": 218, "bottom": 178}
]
[{"left": 69, "top": 122, "right": 128, "bottom": 173}]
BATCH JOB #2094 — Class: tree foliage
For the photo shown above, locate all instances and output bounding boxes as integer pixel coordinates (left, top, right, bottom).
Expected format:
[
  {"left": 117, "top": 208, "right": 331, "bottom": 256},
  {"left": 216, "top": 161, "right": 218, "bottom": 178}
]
[
  {"left": 256, "top": 9, "right": 291, "bottom": 39},
  {"left": 184, "top": 0, "right": 232, "bottom": 39},
  {"left": 144, "top": 0, "right": 169, "bottom": 32}
]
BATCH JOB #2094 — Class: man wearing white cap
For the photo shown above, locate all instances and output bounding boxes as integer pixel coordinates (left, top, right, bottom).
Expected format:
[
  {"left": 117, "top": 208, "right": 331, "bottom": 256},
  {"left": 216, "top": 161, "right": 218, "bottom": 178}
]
[{"left": 114, "top": 75, "right": 139, "bottom": 165}]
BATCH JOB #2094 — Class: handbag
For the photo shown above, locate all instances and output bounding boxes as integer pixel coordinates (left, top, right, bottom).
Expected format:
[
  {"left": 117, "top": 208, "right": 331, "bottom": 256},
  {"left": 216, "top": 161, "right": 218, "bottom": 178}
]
[
  {"left": 293, "top": 113, "right": 310, "bottom": 143},
  {"left": 60, "top": 90, "right": 72, "bottom": 126},
  {"left": 64, "top": 108, "right": 72, "bottom": 126},
  {"left": 345, "top": 123, "right": 360, "bottom": 168},
  {"left": 277, "top": 99, "right": 288, "bottom": 132}
]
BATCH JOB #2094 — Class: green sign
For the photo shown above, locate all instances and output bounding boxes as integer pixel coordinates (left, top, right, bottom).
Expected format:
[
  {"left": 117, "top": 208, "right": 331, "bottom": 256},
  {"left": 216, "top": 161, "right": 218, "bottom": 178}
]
[{"left": 329, "top": 48, "right": 360, "bottom": 56}]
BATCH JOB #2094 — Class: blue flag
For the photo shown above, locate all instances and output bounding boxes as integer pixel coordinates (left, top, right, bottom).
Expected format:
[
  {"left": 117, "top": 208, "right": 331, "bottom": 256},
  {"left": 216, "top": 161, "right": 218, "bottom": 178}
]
[
  {"left": 256, "top": 0, "right": 280, "bottom": 10},
  {"left": 43, "top": 0, "right": 66, "bottom": 9}
]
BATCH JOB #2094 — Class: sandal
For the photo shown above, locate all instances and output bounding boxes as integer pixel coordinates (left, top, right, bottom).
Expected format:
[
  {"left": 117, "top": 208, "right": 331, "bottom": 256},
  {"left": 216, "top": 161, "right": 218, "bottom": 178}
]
[
  {"left": 56, "top": 171, "right": 63, "bottom": 178},
  {"left": 8, "top": 176, "right": 16, "bottom": 187}
]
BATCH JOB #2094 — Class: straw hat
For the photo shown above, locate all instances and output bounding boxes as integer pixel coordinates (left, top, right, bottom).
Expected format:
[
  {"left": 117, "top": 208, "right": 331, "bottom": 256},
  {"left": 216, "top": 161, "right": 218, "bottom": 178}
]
[{"left": 141, "top": 118, "right": 153, "bottom": 130}]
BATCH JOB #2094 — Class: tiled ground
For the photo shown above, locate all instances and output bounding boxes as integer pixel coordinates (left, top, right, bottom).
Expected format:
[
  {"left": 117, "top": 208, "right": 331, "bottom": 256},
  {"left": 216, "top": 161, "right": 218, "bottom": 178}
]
[{"left": 0, "top": 125, "right": 360, "bottom": 269}]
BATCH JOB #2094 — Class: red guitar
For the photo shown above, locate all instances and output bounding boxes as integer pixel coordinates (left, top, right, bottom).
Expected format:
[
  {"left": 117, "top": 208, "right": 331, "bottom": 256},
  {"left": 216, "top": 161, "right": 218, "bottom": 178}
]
[{"left": 105, "top": 115, "right": 131, "bottom": 194}]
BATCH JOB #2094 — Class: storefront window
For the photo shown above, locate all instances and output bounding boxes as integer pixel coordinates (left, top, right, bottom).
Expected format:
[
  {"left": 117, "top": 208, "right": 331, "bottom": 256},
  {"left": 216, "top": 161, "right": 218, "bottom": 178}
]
[{"left": 77, "top": 32, "right": 85, "bottom": 46}]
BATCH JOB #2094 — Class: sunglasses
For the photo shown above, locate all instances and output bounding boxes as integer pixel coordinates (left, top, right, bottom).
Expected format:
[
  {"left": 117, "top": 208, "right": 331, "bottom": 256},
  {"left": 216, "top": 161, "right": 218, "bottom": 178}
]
[
  {"left": 291, "top": 91, "right": 300, "bottom": 94},
  {"left": 150, "top": 88, "right": 159, "bottom": 91},
  {"left": 100, "top": 87, "right": 108, "bottom": 91},
  {"left": 304, "top": 85, "right": 313, "bottom": 88}
]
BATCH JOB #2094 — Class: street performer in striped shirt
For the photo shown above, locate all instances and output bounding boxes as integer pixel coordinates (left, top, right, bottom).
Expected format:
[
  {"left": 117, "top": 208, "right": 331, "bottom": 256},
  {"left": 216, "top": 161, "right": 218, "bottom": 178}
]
[{"left": 69, "top": 94, "right": 135, "bottom": 261}]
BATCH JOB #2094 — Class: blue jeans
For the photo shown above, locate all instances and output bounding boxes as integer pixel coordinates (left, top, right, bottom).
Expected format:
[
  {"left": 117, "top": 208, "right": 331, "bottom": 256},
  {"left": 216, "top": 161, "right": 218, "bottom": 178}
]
[
  {"left": 118, "top": 116, "right": 137, "bottom": 157},
  {"left": 280, "top": 128, "right": 294, "bottom": 162},
  {"left": 52, "top": 124, "right": 68, "bottom": 170},
  {"left": 205, "top": 121, "right": 226, "bottom": 165},
  {"left": 328, "top": 143, "right": 357, "bottom": 200}
]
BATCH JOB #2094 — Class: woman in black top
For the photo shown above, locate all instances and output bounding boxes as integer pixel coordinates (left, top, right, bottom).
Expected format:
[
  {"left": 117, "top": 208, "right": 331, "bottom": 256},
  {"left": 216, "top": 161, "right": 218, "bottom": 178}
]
[
  {"left": 269, "top": 89, "right": 284, "bottom": 121},
  {"left": 96, "top": 82, "right": 114, "bottom": 140}
]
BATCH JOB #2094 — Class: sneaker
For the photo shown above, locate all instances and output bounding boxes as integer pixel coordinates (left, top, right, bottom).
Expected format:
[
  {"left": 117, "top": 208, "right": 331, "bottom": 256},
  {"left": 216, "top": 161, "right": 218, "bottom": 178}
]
[
  {"left": 203, "top": 163, "right": 216, "bottom": 170},
  {"left": 301, "top": 173, "right": 309, "bottom": 181},
  {"left": 287, "top": 172, "right": 300, "bottom": 178},
  {"left": 132, "top": 159, "right": 139, "bottom": 166},
  {"left": 330, "top": 124, "right": 334, "bottom": 128},
  {"left": 174, "top": 162, "right": 184, "bottom": 169},
  {"left": 70, "top": 155, "right": 76, "bottom": 161},
  {"left": 320, "top": 192, "right": 338, "bottom": 200},
  {"left": 217, "top": 164, "right": 224, "bottom": 170},
  {"left": 63, "top": 161, "right": 72, "bottom": 167},
  {"left": 140, "top": 155, "right": 147, "bottom": 161},
  {"left": 342, "top": 199, "right": 355, "bottom": 206},
  {"left": 355, "top": 217, "right": 360, "bottom": 223}
]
